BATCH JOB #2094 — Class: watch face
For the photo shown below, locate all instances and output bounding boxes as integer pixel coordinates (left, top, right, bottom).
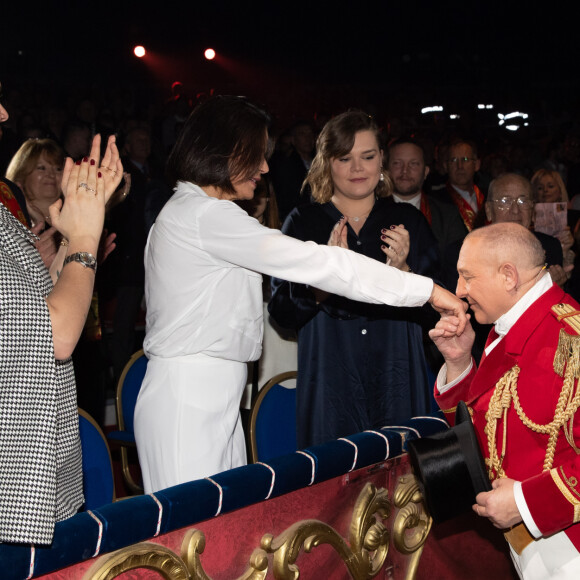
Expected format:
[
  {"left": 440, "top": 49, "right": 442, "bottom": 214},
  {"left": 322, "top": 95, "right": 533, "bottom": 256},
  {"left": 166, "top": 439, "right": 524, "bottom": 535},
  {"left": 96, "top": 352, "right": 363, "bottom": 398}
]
[{"left": 79, "top": 252, "right": 97, "bottom": 267}]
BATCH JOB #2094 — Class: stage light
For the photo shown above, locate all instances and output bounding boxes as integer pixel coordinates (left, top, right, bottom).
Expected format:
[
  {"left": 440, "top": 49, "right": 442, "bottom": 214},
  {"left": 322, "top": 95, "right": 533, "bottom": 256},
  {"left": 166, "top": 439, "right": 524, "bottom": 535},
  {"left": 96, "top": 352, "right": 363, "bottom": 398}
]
[
  {"left": 497, "top": 111, "right": 529, "bottom": 131},
  {"left": 421, "top": 105, "right": 443, "bottom": 114},
  {"left": 134, "top": 46, "right": 146, "bottom": 58},
  {"left": 204, "top": 48, "right": 216, "bottom": 60}
]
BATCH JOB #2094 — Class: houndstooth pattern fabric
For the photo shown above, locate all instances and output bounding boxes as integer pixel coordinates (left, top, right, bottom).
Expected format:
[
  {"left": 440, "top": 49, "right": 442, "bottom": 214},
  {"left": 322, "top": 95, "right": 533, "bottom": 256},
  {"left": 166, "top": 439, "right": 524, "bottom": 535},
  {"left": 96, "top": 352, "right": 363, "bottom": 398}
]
[{"left": 0, "top": 203, "right": 83, "bottom": 545}]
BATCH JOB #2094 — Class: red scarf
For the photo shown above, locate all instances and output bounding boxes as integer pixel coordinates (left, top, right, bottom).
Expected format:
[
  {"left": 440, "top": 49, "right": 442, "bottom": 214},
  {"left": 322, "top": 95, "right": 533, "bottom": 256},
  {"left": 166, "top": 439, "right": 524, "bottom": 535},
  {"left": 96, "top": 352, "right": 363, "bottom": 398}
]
[
  {"left": 446, "top": 183, "right": 484, "bottom": 231},
  {"left": 419, "top": 192, "right": 432, "bottom": 225}
]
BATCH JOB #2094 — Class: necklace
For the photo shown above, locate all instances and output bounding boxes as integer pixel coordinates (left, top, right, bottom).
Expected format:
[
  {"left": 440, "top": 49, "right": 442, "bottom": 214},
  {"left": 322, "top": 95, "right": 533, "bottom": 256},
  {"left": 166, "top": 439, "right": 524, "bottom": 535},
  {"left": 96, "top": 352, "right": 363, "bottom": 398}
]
[
  {"left": 350, "top": 212, "right": 370, "bottom": 222},
  {"left": 332, "top": 203, "right": 373, "bottom": 223}
]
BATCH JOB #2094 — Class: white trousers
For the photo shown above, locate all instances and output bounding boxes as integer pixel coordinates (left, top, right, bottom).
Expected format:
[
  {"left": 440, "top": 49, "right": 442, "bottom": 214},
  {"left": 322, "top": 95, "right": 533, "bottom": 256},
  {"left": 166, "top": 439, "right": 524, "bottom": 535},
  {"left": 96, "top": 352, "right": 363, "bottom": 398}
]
[
  {"left": 134, "top": 353, "right": 247, "bottom": 493},
  {"left": 510, "top": 531, "right": 580, "bottom": 580}
]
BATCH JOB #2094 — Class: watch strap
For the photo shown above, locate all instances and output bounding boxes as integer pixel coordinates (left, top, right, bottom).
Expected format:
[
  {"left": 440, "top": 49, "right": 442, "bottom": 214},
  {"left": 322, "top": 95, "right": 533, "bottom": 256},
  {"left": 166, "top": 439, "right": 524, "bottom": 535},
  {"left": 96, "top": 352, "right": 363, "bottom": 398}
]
[{"left": 63, "top": 252, "right": 97, "bottom": 273}]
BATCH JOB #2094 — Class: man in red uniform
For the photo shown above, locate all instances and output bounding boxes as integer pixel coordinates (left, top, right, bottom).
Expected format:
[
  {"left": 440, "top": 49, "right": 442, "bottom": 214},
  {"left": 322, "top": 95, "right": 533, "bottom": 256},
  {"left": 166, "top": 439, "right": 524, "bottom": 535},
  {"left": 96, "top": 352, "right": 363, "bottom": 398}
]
[{"left": 431, "top": 222, "right": 580, "bottom": 579}]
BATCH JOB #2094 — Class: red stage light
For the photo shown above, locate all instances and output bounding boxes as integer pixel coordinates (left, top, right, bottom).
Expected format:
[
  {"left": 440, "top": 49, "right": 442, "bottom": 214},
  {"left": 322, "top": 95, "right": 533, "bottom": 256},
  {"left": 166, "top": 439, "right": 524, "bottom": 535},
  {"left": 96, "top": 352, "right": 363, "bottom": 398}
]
[
  {"left": 204, "top": 48, "right": 216, "bottom": 60},
  {"left": 134, "top": 46, "right": 146, "bottom": 58}
]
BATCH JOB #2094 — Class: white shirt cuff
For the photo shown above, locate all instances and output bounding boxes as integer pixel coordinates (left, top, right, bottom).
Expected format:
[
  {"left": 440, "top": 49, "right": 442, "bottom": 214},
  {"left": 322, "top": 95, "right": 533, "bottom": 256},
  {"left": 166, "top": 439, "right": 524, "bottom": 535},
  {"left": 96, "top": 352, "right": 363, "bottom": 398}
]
[
  {"left": 513, "top": 481, "right": 542, "bottom": 539},
  {"left": 436, "top": 360, "right": 474, "bottom": 394}
]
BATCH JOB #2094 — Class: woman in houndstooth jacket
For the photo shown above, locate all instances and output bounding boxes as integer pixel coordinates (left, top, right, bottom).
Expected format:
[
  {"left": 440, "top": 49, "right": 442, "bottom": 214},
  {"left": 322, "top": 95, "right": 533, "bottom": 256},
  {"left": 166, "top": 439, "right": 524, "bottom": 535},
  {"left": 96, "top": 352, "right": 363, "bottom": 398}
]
[{"left": 0, "top": 93, "right": 123, "bottom": 545}]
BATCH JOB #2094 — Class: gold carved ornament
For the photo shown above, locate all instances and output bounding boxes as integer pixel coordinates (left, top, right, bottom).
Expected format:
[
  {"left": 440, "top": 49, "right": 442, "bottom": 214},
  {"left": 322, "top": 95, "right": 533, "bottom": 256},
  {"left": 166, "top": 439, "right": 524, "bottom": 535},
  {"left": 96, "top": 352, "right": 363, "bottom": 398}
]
[
  {"left": 392, "top": 475, "right": 432, "bottom": 580},
  {"left": 84, "top": 478, "right": 431, "bottom": 580},
  {"left": 485, "top": 303, "right": 580, "bottom": 480}
]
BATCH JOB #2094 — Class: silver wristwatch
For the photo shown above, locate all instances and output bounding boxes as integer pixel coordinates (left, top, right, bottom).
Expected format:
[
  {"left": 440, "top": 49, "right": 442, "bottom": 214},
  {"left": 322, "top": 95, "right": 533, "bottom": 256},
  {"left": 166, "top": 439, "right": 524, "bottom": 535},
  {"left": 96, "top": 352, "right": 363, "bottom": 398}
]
[{"left": 63, "top": 252, "right": 97, "bottom": 273}]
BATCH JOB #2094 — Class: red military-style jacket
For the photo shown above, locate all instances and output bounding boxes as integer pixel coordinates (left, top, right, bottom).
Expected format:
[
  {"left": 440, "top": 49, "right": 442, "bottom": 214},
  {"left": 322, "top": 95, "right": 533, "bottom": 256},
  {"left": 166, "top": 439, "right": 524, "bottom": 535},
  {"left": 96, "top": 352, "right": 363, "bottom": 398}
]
[{"left": 436, "top": 284, "right": 580, "bottom": 549}]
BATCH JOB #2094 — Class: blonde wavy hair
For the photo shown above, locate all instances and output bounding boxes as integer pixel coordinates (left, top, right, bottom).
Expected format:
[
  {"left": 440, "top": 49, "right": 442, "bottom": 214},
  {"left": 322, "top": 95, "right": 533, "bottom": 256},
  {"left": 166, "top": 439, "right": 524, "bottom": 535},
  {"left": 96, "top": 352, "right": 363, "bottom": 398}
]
[
  {"left": 6, "top": 138, "right": 65, "bottom": 187},
  {"left": 304, "top": 111, "right": 392, "bottom": 203},
  {"left": 531, "top": 169, "right": 568, "bottom": 203}
]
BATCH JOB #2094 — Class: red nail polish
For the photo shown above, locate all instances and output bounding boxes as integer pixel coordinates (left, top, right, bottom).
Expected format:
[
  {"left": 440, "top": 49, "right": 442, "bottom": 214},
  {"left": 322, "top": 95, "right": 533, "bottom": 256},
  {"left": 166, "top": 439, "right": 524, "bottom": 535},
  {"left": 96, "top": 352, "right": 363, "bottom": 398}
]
[
  {"left": 390, "top": 225, "right": 395, "bottom": 230},
  {"left": 381, "top": 235, "right": 386, "bottom": 240},
  {"left": 90, "top": 159, "right": 95, "bottom": 166},
  {"left": 98, "top": 172, "right": 102, "bottom": 178},
  {"left": 83, "top": 156, "right": 88, "bottom": 163},
  {"left": 75, "top": 160, "right": 81, "bottom": 166},
  {"left": 381, "top": 228, "right": 387, "bottom": 233}
]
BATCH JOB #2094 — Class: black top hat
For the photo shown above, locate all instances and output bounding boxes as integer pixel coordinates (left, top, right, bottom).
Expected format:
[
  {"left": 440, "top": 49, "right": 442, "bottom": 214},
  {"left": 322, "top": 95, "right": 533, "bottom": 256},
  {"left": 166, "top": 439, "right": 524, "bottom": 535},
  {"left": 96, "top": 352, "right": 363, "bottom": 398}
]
[{"left": 407, "top": 401, "right": 492, "bottom": 523}]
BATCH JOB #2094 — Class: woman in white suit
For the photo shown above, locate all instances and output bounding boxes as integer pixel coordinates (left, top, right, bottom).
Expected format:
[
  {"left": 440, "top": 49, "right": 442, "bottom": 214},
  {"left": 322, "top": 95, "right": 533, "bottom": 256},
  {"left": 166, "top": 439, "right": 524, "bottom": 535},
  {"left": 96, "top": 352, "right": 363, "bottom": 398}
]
[{"left": 134, "top": 95, "right": 467, "bottom": 493}]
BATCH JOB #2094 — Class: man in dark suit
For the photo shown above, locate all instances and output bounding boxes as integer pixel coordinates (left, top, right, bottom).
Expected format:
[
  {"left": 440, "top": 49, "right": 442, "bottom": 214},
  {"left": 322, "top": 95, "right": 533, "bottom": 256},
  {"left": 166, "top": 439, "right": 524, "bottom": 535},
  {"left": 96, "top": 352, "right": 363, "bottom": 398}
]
[{"left": 387, "top": 138, "right": 467, "bottom": 256}]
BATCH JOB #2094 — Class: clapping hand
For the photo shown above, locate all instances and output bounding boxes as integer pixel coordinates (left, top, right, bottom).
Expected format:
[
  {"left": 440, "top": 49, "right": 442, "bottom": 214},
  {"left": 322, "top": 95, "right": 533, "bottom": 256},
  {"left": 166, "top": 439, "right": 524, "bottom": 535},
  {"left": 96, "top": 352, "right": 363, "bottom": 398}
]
[
  {"left": 327, "top": 216, "right": 348, "bottom": 248},
  {"left": 380, "top": 224, "right": 410, "bottom": 270}
]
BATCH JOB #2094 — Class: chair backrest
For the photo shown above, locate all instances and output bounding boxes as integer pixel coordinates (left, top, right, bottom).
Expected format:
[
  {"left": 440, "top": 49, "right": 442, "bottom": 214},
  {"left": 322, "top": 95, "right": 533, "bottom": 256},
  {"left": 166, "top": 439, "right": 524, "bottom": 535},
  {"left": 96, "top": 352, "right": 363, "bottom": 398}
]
[
  {"left": 116, "top": 349, "right": 148, "bottom": 434},
  {"left": 248, "top": 371, "right": 297, "bottom": 463},
  {"left": 78, "top": 408, "right": 115, "bottom": 509}
]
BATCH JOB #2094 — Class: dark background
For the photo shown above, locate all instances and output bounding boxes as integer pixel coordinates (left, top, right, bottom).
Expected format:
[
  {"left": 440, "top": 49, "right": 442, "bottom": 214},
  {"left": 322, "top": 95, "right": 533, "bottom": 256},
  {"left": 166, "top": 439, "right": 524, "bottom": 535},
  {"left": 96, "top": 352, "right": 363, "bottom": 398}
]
[{"left": 2, "top": 1, "right": 579, "bottom": 127}]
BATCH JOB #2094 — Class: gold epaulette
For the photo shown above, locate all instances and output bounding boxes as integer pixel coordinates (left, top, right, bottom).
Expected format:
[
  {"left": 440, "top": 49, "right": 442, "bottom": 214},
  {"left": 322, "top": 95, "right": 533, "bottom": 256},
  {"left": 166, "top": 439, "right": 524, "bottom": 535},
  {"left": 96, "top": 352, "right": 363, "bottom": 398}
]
[
  {"left": 552, "top": 303, "right": 580, "bottom": 334},
  {"left": 552, "top": 304, "right": 580, "bottom": 378}
]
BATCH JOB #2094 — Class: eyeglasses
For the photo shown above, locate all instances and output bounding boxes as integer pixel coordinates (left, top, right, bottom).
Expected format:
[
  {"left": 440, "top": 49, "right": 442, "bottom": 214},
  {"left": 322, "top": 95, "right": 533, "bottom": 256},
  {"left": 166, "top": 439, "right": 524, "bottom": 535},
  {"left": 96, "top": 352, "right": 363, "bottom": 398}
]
[
  {"left": 448, "top": 156, "right": 477, "bottom": 164},
  {"left": 491, "top": 197, "right": 534, "bottom": 211}
]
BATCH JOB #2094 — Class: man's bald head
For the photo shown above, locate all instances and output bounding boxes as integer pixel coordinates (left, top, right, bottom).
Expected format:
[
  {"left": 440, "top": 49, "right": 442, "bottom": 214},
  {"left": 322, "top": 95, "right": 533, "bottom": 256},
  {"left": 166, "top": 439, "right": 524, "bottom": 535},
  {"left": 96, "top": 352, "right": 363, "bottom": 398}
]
[
  {"left": 466, "top": 223, "right": 545, "bottom": 271},
  {"left": 457, "top": 223, "right": 547, "bottom": 323},
  {"left": 488, "top": 173, "right": 533, "bottom": 201}
]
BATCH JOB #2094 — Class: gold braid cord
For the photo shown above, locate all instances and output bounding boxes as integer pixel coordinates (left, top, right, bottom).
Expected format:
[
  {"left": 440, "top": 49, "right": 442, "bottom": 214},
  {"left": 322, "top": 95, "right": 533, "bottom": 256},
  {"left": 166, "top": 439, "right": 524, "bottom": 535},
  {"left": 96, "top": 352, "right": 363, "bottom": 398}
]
[{"left": 485, "top": 305, "right": 580, "bottom": 480}]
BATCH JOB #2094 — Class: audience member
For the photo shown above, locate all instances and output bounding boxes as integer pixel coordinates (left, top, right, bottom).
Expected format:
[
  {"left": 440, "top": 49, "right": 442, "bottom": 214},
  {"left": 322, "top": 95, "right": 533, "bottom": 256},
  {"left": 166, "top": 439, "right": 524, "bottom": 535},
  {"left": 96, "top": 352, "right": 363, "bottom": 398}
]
[
  {"left": 387, "top": 138, "right": 466, "bottom": 255},
  {"left": 487, "top": 173, "right": 565, "bottom": 280},
  {"left": 5, "top": 138, "right": 64, "bottom": 230},
  {"left": 62, "top": 121, "right": 92, "bottom": 161},
  {"left": 434, "top": 139, "right": 484, "bottom": 232},
  {"left": 531, "top": 169, "right": 575, "bottom": 277},
  {"left": 269, "top": 120, "right": 315, "bottom": 221},
  {"left": 269, "top": 112, "right": 441, "bottom": 448},
  {"left": 532, "top": 168, "right": 569, "bottom": 203}
]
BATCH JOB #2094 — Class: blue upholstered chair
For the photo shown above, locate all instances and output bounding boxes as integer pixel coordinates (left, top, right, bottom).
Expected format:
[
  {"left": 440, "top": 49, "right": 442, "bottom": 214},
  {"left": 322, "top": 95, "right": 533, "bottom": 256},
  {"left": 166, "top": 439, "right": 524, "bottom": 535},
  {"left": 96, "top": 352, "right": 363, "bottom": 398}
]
[
  {"left": 78, "top": 408, "right": 115, "bottom": 509},
  {"left": 107, "top": 349, "right": 148, "bottom": 494},
  {"left": 248, "top": 371, "right": 297, "bottom": 463}
]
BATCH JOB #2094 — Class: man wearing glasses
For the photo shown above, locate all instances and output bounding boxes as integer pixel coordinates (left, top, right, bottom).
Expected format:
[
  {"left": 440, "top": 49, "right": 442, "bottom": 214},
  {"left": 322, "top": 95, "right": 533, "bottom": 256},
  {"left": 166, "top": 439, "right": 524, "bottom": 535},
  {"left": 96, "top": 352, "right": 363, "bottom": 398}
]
[
  {"left": 442, "top": 140, "right": 484, "bottom": 232},
  {"left": 486, "top": 173, "right": 567, "bottom": 288}
]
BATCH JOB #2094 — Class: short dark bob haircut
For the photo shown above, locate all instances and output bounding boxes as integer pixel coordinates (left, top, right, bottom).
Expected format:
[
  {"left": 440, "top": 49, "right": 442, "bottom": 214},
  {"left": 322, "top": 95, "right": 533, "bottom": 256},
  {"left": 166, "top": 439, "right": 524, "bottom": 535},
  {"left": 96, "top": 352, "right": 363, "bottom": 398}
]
[{"left": 166, "top": 95, "right": 271, "bottom": 194}]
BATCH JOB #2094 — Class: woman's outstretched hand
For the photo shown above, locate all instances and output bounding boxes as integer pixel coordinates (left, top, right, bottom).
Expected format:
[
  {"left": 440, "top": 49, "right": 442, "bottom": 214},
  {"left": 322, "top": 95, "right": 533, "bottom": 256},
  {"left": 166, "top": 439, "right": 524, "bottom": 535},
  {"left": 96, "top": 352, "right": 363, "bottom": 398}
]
[{"left": 428, "top": 284, "right": 468, "bottom": 336}]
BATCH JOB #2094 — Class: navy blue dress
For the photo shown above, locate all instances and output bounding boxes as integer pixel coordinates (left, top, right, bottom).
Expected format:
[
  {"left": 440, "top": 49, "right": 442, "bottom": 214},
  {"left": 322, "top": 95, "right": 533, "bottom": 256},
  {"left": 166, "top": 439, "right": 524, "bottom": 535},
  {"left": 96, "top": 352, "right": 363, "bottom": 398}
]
[{"left": 268, "top": 197, "right": 440, "bottom": 448}]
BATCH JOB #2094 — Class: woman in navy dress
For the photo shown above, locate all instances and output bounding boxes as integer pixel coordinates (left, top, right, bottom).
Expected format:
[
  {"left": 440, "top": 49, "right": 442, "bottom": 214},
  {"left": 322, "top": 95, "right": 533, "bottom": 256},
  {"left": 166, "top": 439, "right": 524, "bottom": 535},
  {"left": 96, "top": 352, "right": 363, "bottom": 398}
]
[{"left": 269, "top": 111, "right": 440, "bottom": 448}]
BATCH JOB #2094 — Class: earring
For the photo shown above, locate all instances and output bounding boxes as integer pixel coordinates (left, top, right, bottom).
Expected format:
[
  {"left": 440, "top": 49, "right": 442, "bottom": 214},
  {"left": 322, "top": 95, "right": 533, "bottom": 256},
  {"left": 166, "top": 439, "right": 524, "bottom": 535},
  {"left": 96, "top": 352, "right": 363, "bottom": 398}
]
[{"left": 380, "top": 172, "right": 385, "bottom": 182}]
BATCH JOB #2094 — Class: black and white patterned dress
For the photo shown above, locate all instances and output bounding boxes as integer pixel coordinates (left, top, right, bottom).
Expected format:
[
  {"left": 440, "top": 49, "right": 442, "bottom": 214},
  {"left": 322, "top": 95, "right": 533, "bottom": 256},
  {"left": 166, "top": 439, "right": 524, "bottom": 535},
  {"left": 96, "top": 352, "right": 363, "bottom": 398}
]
[{"left": 0, "top": 203, "right": 83, "bottom": 545}]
